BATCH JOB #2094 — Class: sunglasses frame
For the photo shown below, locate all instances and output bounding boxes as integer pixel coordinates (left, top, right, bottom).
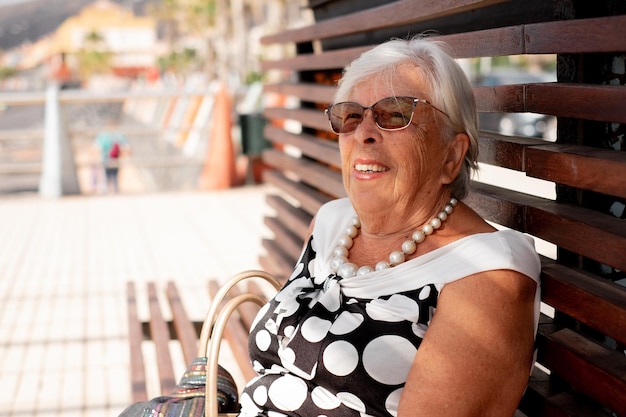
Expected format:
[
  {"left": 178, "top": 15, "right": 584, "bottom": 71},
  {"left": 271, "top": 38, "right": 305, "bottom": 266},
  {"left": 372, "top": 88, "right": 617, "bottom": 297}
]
[{"left": 324, "top": 96, "right": 449, "bottom": 135}]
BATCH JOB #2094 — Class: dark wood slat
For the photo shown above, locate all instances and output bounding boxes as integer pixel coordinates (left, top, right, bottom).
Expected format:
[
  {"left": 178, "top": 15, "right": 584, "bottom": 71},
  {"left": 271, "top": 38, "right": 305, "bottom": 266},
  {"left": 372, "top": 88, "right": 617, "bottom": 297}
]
[
  {"left": 538, "top": 327, "right": 626, "bottom": 417},
  {"left": 541, "top": 259, "right": 626, "bottom": 347},
  {"left": 526, "top": 203, "right": 626, "bottom": 273},
  {"left": 259, "top": 253, "right": 291, "bottom": 283},
  {"left": 261, "top": 238, "right": 298, "bottom": 279},
  {"left": 525, "top": 15, "right": 626, "bottom": 54},
  {"left": 477, "top": 131, "right": 545, "bottom": 171},
  {"left": 261, "top": 46, "right": 369, "bottom": 72},
  {"left": 262, "top": 149, "right": 346, "bottom": 199},
  {"left": 264, "top": 106, "right": 329, "bottom": 132},
  {"left": 264, "top": 215, "right": 305, "bottom": 262},
  {"left": 207, "top": 281, "right": 257, "bottom": 382},
  {"left": 527, "top": 83, "right": 626, "bottom": 124},
  {"left": 526, "top": 144, "right": 626, "bottom": 199},
  {"left": 468, "top": 182, "right": 626, "bottom": 272},
  {"left": 262, "top": 170, "right": 331, "bottom": 216},
  {"left": 147, "top": 283, "right": 176, "bottom": 395},
  {"left": 443, "top": 25, "right": 525, "bottom": 58},
  {"left": 264, "top": 125, "right": 341, "bottom": 168},
  {"left": 260, "top": 0, "right": 506, "bottom": 45},
  {"left": 263, "top": 83, "right": 335, "bottom": 104},
  {"left": 165, "top": 282, "right": 198, "bottom": 364},
  {"left": 474, "top": 84, "right": 526, "bottom": 113},
  {"left": 126, "top": 282, "right": 148, "bottom": 403},
  {"left": 266, "top": 194, "right": 312, "bottom": 240}
]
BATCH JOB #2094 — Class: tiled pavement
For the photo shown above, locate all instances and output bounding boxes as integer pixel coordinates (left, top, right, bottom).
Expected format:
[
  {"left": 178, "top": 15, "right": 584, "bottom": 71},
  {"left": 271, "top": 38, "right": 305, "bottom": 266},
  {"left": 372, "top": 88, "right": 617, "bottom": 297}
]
[{"left": 0, "top": 185, "right": 273, "bottom": 417}]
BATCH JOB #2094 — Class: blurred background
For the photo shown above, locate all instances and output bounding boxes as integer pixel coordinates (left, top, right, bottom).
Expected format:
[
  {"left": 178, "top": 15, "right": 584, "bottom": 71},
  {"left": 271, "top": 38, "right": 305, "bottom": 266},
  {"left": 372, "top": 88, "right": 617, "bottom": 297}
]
[{"left": 0, "top": 0, "right": 556, "bottom": 198}]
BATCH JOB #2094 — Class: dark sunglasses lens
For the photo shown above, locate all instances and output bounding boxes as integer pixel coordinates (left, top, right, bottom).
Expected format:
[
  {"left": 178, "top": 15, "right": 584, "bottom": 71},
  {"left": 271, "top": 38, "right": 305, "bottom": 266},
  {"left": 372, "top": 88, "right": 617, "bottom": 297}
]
[
  {"left": 328, "top": 102, "right": 364, "bottom": 134},
  {"left": 373, "top": 97, "right": 415, "bottom": 129}
]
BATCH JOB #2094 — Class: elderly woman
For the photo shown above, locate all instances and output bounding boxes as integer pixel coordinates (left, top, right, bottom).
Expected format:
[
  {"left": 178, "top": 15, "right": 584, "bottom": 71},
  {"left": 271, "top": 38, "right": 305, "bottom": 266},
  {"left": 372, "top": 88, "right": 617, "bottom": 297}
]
[{"left": 240, "top": 37, "right": 540, "bottom": 417}]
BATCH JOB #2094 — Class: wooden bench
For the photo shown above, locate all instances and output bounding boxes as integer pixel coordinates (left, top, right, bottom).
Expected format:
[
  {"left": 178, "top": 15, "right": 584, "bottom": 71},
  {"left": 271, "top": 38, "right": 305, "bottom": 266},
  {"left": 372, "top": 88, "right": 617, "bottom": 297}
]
[
  {"left": 125, "top": 279, "right": 274, "bottom": 403},
  {"left": 257, "top": 1, "right": 626, "bottom": 416}
]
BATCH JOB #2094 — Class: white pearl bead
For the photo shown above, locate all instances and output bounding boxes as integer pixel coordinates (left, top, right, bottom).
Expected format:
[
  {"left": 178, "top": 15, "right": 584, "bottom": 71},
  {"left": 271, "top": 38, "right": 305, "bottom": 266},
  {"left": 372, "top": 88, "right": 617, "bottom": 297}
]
[
  {"left": 337, "top": 262, "right": 358, "bottom": 278},
  {"left": 346, "top": 225, "right": 358, "bottom": 238},
  {"left": 430, "top": 217, "right": 442, "bottom": 229},
  {"left": 444, "top": 205, "right": 454, "bottom": 214},
  {"left": 351, "top": 216, "right": 361, "bottom": 228},
  {"left": 357, "top": 265, "right": 374, "bottom": 275},
  {"left": 423, "top": 224, "right": 434, "bottom": 235},
  {"left": 330, "top": 255, "right": 347, "bottom": 271},
  {"left": 337, "top": 235, "right": 353, "bottom": 249},
  {"left": 375, "top": 261, "right": 389, "bottom": 271},
  {"left": 401, "top": 240, "right": 417, "bottom": 255},
  {"left": 450, "top": 198, "right": 458, "bottom": 206},
  {"left": 412, "top": 230, "right": 425, "bottom": 243},
  {"left": 389, "top": 251, "right": 405, "bottom": 266},
  {"left": 438, "top": 211, "right": 448, "bottom": 221},
  {"left": 333, "top": 246, "right": 349, "bottom": 257}
]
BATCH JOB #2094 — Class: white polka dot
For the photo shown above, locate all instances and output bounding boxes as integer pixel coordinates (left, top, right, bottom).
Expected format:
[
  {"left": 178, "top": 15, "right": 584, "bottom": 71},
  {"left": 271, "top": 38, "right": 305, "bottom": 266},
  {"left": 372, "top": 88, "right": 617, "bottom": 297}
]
[
  {"left": 362, "top": 335, "right": 416, "bottom": 385},
  {"left": 419, "top": 285, "right": 431, "bottom": 300},
  {"left": 284, "top": 325, "right": 295, "bottom": 339},
  {"left": 239, "top": 392, "right": 263, "bottom": 415},
  {"left": 301, "top": 316, "right": 332, "bottom": 342},
  {"left": 255, "top": 329, "right": 271, "bottom": 351},
  {"left": 385, "top": 388, "right": 403, "bottom": 417},
  {"left": 253, "top": 385, "right": 268, "bottom": 405},
  {"left": 366, "top": 294, "right": 419, "bottom": 322},
  {"left": 311, "top": 386, "right": 341, "bottom": 409},
  {"left": 329, "top": 311, "right": 363, "bottom": 335},
  {"left": 267, "top": 374, "right": 308, "bottom": 411},
  {"left": 278, "top": 346, "right": 296, "bottom": 367},
  {"left": 323, "top": 341, "right": 358, "bottom": 376},
  {"left": 336, "top": 392, "right": 366, "bottom": 412},
  {"left": 319, "top": 288, "right": 341, "bottom": 312},
  {"left": 251, "top": 302, "right": 271, "bottom": 329},
  {"left": 412, "top": 322, "right": 428, "bottom": 338}
]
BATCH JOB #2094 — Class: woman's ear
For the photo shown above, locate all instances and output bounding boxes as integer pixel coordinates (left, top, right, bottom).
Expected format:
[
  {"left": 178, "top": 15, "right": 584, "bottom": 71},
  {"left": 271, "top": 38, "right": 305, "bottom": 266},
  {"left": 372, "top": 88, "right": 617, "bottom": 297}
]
[{"left": 441, "top": 133, "right": 469, "bottom": 184}]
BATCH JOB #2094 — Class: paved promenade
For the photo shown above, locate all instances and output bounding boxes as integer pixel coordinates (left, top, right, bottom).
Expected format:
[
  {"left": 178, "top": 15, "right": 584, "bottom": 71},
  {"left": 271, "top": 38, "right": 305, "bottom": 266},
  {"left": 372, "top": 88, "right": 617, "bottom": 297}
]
[{"left": 0, "top": 185, "right": 273, "bottom": 417}]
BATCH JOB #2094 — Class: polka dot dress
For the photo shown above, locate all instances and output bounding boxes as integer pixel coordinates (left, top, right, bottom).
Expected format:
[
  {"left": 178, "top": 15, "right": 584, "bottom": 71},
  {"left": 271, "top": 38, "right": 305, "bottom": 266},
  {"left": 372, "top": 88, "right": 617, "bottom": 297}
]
[{"left": 239, "top": 198, "right": 541, "bottom": 417}]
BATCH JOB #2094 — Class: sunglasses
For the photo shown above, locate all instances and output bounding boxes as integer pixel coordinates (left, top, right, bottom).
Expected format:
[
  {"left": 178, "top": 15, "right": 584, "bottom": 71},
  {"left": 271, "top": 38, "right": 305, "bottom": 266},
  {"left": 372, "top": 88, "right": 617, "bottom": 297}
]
[{"left": 324, "top": 96, "right": 449, "bottom": 135}]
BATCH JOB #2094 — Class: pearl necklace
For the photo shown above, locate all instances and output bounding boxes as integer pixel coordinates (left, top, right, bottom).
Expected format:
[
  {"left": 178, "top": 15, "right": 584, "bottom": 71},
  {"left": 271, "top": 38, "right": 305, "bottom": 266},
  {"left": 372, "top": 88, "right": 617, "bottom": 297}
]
[{"left": 330, "top": 197, "right": 458, "bottom": 278}]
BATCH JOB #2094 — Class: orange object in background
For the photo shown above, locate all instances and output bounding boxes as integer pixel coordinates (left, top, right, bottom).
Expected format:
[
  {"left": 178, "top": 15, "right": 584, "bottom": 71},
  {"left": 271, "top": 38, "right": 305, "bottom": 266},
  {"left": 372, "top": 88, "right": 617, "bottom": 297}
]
[{"left": 198, "top": 84, "right": 237, "bottom": 190}]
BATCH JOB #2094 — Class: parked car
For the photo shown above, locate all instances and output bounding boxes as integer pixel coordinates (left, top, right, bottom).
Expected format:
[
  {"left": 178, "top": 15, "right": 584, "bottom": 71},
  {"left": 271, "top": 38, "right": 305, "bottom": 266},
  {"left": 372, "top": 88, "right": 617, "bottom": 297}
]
[{"left": 474, "top": 69, "right": 557, "bottom": 140}]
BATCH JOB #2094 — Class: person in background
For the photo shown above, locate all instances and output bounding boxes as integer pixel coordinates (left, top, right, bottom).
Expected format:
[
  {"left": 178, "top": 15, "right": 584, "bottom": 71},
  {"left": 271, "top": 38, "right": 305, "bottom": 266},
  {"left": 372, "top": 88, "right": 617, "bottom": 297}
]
[
  {"left": 239, "top": 36, "right": 541, "bottom": 417},
  {"left": 93, "top": 121, "right": 128, "bottom": 194}
]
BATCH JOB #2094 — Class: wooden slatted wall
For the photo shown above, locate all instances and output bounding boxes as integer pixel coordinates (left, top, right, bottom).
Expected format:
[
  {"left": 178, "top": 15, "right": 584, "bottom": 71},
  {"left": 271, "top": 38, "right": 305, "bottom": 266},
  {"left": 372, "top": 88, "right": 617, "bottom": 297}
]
[{"left": 258, "top": 1, "right": 626, "bottom": 416}]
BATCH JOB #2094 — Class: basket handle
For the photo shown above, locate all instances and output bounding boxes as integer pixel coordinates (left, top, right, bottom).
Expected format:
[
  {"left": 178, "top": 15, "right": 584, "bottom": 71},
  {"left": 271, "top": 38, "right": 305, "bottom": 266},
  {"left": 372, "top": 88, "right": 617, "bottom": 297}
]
[{"left": 199, "top": 270, "right": 282, "bottom": 417}]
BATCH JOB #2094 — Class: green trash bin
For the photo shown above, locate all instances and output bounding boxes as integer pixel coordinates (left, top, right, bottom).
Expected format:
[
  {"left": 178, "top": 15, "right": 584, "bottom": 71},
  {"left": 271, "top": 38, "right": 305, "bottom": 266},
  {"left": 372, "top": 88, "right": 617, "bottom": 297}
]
[{"left": 240, "top": 113, "right": 271, "bottom": 155}]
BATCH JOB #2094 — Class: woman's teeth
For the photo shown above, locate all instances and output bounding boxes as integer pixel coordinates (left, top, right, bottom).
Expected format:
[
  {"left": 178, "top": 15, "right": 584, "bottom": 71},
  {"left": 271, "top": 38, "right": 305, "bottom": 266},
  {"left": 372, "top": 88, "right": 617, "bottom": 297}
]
[{"left": 355, "top": 163, "right": 389, "bottom": 173}]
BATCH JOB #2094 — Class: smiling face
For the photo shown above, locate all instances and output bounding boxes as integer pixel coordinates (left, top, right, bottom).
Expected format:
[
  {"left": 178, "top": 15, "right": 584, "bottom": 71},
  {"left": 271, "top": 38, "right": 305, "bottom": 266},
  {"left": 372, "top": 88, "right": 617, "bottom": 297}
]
[{"left": 338, "top": 62, "right": 465, "bottom": 228}]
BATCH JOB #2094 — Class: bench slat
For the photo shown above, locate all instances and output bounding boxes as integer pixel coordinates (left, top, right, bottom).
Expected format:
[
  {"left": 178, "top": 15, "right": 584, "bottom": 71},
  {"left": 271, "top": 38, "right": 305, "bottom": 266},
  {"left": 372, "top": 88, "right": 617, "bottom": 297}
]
[
  {"left": 468, "top": 182, "right": 626, "bottom": 272},
  {"left": 526, "top": 144, "right": 626, "bottom": 199},
  {"left": 262, "top": 149, "right": 346, "bottom": 199},
  {"left": 477, "top": 131, "right": 545, "bottom": 171},
  {"left": 541, "top": 260, "right": 626, "bottom": 347},
  {"left": 126, "top": 282, "right": 148, "bottom": 403},
  {"left": 264, "top": 216, "right": 305, "bottom": 262},
  {"left": 263, "top": 83, "right": 334, "bottom": 103},
  {"left": 264, "top": 125, "right": 340, "bottom": 168},
  {"left": 266, "top": 194, "right": 312, "bottom": 240},
  {"left": 165, "top": 282, "right": 198, "bottom": 364},
  {"left": 147, "top": 282, "right": 177, "bottom": 395},
  {"left": 538, "top": 326, "right": 626, "bottom": 417},
  {"left": 260, "top": 0, "right": 504, "bottom": 45},
  {"left": 262, "top": 170, "right": 330, "bottom": 216},
  {"left": 261, "top": 238, "right": 298, "bottom": 280},
  {"left": 263, "top": 107, "right": 329, "bottom": 132}
]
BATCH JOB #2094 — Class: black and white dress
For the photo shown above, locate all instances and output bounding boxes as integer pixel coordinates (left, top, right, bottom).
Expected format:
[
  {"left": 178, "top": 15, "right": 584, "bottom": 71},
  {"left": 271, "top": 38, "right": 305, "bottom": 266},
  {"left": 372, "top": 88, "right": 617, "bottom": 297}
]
[{"left": 239, "top": 198, "right": 541, "bottom": 417}]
